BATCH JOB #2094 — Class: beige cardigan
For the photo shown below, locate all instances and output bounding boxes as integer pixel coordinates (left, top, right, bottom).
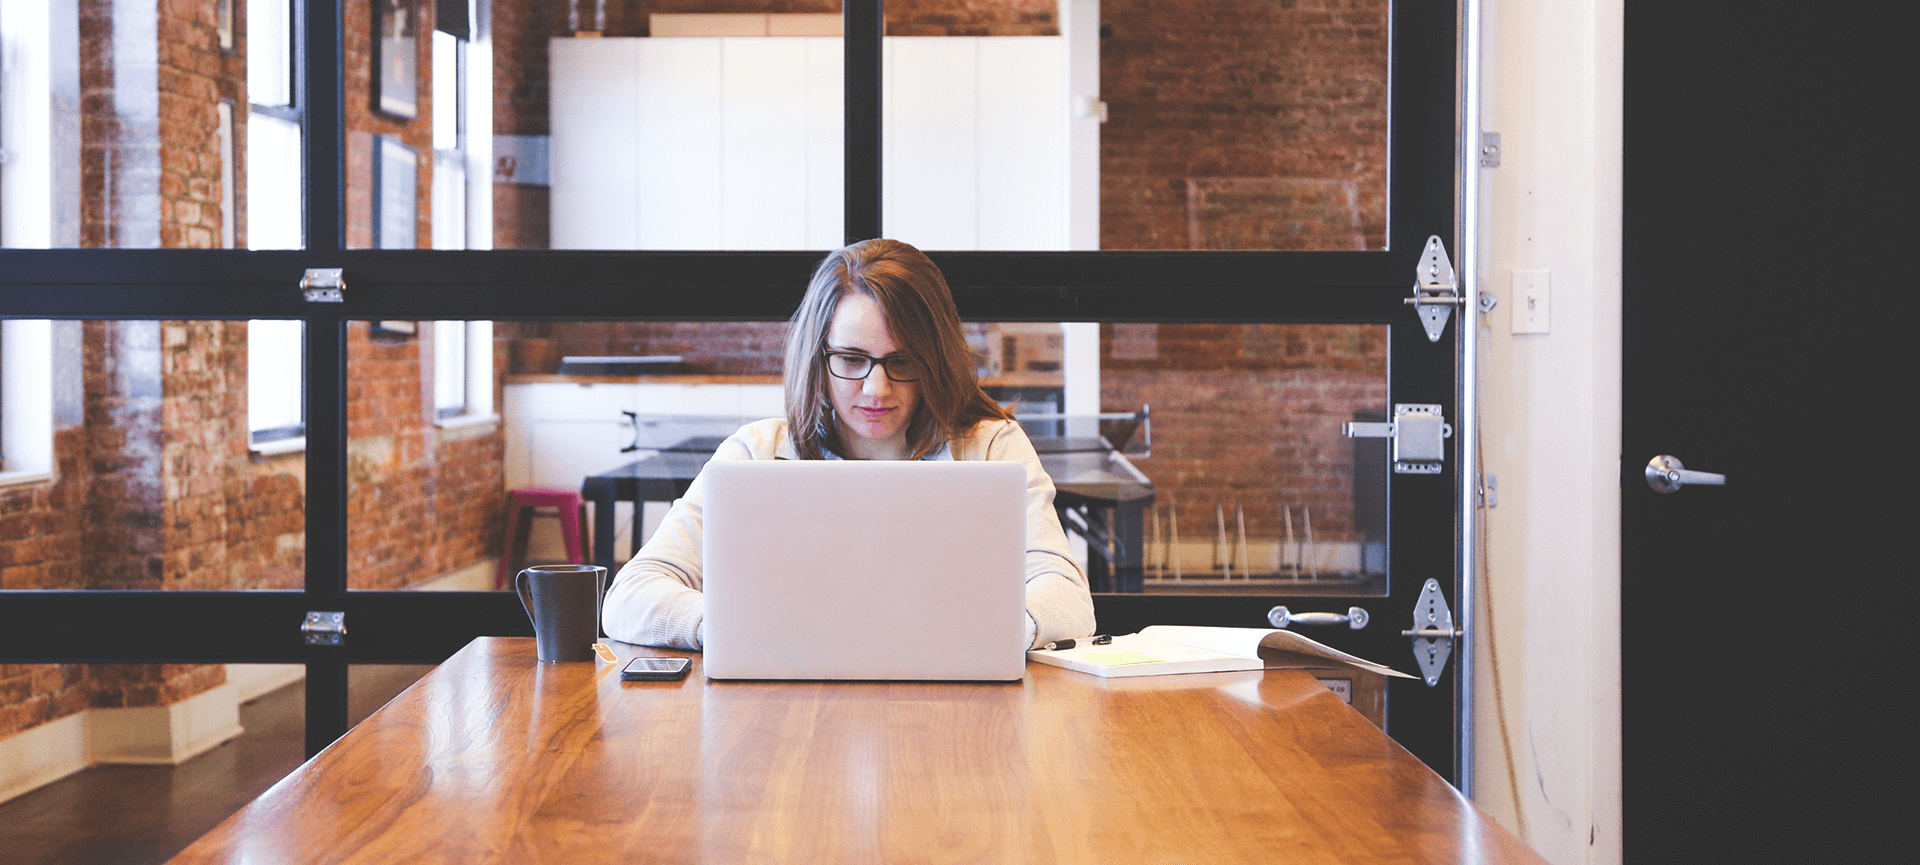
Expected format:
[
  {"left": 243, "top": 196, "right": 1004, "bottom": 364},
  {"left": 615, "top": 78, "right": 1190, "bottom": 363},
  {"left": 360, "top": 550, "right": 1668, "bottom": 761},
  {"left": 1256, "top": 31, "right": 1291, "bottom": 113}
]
[{"left": 601, "top": 418, "right": 1097, "bottom": 650}]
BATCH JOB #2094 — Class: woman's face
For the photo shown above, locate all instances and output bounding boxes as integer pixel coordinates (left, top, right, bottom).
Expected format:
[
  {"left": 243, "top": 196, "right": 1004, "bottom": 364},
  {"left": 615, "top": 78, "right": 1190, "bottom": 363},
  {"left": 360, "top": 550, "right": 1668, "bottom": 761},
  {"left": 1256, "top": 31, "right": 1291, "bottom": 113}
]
[{"left": 825, "top": 293, "right": 922, "bottom": 460}]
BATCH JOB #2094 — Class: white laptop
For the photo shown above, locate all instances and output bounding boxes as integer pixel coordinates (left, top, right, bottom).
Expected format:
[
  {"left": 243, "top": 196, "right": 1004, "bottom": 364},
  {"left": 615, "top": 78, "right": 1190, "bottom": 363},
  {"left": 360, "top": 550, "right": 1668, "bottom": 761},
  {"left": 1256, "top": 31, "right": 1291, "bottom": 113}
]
[{"left": 701, "top": 459, "right": 1028, "bottom": 681}]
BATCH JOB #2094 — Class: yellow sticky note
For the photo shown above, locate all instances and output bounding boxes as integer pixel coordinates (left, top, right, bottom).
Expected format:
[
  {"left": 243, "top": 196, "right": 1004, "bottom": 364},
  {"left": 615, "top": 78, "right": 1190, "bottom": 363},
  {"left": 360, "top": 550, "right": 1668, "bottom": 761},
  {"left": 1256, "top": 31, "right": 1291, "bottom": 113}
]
[{"left": 1081, "top": 651, "right": 1160, "bottom": 666}]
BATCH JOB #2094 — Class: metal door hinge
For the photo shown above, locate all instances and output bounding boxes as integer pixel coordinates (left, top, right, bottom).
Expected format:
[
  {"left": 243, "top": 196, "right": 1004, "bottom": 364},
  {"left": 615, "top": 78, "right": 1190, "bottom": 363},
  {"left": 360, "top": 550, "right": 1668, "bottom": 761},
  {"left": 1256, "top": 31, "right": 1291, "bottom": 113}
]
[
  {"left": 1480, "top": 473, "right": 1498, "bottom": 507},
  {"left": 302, "top": 268, "right": 345, "bottom": 303},
  {"left": 1480, "top": 132, "right": 1502, "bottom": 167},
  {"left": 302, "top": 611, "right": 346, "bottom": 646},
  {"left": 1400, "top": 579, "right": 1459, "bottom": 686},
  {"left": 1403, "top": 236, "right": 1459, "bottom": 342},
  {"left": 1342, "top": 404, "right": 1452, "bottom": 474}
]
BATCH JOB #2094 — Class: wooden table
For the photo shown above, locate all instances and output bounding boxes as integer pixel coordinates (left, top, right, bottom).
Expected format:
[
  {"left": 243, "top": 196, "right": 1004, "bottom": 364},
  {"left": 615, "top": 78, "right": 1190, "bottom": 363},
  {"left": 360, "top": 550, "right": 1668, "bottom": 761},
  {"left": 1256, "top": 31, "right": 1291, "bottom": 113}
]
[{"left": 172, "top": 638, "right": 1542, "bottom": 864}]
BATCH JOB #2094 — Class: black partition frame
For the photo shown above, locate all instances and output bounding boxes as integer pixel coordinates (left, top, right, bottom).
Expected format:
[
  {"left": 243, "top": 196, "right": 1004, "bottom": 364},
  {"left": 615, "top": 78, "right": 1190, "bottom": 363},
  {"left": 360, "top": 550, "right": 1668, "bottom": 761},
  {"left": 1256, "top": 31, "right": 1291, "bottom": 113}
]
[{"left": 0, "top": 0, "right": 1464, "bottom": 778}]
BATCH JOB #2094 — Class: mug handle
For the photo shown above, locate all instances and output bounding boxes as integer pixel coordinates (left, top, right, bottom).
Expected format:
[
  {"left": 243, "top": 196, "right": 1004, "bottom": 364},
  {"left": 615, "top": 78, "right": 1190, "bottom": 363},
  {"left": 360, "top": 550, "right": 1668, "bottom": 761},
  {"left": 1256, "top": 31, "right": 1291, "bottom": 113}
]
[
  {"left": 594, "top": 569, "right": 607, "bottom": 639},
  {"left": 515, "top": 569, "right": 537, "bottom": 626}
]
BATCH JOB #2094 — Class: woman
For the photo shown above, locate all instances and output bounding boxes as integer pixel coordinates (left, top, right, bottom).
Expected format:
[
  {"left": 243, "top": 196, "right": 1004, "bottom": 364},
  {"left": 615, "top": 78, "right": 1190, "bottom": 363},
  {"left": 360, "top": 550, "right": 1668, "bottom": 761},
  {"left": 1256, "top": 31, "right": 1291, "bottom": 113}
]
[{"left": 601, "top": 239, "right": 1097, "bottom": 650}]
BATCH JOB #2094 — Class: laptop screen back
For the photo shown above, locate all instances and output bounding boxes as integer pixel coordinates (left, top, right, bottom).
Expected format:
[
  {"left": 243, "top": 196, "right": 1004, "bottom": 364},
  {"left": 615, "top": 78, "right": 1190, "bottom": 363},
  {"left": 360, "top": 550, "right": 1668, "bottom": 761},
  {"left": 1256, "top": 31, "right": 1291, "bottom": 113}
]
[{"left": 701, "top": 459, "right": 1028, "bottom": 681}]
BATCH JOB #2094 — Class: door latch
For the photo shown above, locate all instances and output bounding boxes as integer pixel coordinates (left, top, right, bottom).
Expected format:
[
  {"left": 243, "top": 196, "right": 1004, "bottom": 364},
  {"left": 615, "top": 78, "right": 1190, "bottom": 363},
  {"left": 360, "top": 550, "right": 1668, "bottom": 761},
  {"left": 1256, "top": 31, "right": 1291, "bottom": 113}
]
[
  {"left": 1401, "top": 579, "right": 1459, "bottom": 686},
  {"left": 1342, "top": 404, "right": 1452, "bottom": 474},
  {"left": 1403, "top": 235, "right": 1459, "bottom": 342},
  {"left": 302, "top": 611, "right": 346, "bottom": 646}
]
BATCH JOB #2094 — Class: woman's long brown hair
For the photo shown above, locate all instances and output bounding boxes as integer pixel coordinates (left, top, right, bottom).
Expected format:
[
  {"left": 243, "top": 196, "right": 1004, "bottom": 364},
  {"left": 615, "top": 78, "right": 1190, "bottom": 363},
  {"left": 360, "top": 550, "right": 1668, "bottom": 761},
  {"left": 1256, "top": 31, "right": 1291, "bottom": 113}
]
[{"left": 784, "top": 239, "right": 1012, "bottom": 460}]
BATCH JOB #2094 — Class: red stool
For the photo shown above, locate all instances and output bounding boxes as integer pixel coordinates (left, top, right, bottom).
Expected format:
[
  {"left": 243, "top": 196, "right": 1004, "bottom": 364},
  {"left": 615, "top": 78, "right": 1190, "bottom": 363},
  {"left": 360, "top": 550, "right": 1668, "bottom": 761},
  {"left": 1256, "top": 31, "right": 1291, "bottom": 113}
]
[{"left": 497, "top": 488, "right": 589, "bottom": 589}]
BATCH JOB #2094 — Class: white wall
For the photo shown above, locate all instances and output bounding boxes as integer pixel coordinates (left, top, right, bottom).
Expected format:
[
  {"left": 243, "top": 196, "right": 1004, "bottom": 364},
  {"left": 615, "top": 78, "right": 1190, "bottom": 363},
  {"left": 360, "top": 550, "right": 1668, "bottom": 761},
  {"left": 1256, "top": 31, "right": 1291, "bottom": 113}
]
[{"left": 1473, "top": 1, "right": 1622, "bottom": 863}]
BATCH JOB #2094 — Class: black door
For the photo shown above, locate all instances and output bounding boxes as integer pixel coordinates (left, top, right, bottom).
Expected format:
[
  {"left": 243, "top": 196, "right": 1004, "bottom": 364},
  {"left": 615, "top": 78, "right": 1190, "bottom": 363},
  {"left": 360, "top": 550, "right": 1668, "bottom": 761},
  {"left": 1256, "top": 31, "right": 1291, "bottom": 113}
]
[{"left": 1622, "top": 2, "right": 1909, "bottom": 859}]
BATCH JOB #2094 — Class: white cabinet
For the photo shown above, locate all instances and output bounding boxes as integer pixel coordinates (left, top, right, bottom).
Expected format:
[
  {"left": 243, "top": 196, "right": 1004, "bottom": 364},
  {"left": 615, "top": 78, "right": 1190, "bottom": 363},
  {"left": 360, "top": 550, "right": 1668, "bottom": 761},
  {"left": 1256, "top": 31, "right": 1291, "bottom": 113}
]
[
  {"left": 549, "top": 36, "right": 1069, "bottom": 251},
  {"left": 882, "top": 37, "right": 1068, "bottom": 250}
]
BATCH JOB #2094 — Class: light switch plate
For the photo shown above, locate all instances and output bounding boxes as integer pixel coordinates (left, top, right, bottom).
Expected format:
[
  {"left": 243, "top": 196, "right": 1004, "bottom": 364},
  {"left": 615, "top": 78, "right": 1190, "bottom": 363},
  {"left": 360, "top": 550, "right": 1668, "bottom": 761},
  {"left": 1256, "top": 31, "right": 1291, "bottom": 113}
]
[{"left": 1511, "top": 269, "right": 1550, "bottom": 334}]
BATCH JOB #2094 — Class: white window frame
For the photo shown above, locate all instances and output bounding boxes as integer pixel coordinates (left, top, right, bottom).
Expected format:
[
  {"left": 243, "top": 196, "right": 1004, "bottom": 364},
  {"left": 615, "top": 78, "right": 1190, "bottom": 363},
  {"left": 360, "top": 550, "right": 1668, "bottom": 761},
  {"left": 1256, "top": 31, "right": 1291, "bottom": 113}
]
[
  {"left": 247, "top": 320, "right": 305, "bottom": 453},
  {"left": 0, "top": 320, "right": 54, "bottom": 486},
  {"left": 244, "top": 1, "right": 304, "bottom": 454},
  {"left": 431, "top": 28, "right": 467, "bottom": 250},
  {"left": 433, "top": 320, "right": 496, "bottom": 429}
]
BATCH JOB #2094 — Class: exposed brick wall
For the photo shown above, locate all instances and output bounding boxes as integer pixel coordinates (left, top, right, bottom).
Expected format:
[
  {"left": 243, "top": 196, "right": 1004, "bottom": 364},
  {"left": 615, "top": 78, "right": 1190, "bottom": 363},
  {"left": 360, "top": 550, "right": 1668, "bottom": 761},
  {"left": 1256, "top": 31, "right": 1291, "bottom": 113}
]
[
  {"left": 348, "top": 0, "right": 437, "bottom": 249},
  {"left": 81, "top": 321, "right": 167, "bottom": 590},
  {"left": 3, "top": 318, "right": 510, "bottom": 734},
  {"left": 80, "top": 0, "right": 159, "bottom": 247},
  {"left": 0, "top": 665, "right": 87, "bottom": 740},
  {"left": 498, "top": 320, "right": 789, "bottom": 375},
  {"left": 490, "top": 0, "right": 559, "bottom": 248},
  {"left": 347, "top": 323, "right": 506, "bottom": 589},
  {"left": 1099, "top": 0, "right": 1388, "bottom": 251},
  {"left": 81, "top": 0, "right": 243, "bottom": 249},
  {"left": 85, "top": 663, "right": 227, "bottom": 709},
  {"left": 156, "top": 0, "right": 244, "bottom": 249},
  {"left": 885, "top": 0, "right": 1057, "bottom": 37},
  {"left": 1100, "top": 324, "right": 1386, "bottom": 546},
  {"left": 2, "top": 429, "right": 89, "bottom": 737},
  {"left": 161, "top": 321, "right": 308, "bottom": 590},
  {"left": 0, "top": 431, "right": 88, "bottom": 592}
]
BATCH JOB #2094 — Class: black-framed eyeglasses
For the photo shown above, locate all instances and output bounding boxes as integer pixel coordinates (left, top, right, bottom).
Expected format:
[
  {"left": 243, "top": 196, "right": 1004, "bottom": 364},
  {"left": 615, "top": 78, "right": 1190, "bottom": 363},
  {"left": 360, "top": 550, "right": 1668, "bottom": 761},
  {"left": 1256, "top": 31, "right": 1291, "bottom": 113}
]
[{"left": 824, "top": 350, "right": 921, "bottom": 382}]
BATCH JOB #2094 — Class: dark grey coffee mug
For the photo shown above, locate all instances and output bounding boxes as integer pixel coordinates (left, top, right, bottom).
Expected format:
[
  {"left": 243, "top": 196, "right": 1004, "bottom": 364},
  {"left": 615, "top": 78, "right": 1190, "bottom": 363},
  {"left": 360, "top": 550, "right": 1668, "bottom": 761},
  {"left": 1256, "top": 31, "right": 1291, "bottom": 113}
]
[{"left": 515, "top": 564, "right": 606, "bottom": 663}]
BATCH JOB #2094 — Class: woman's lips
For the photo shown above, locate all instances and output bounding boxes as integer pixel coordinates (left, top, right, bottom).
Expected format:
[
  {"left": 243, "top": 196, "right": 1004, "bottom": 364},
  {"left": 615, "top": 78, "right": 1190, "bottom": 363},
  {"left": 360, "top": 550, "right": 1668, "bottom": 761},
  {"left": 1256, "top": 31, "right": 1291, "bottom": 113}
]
[{"left": 854, "top": 406, "right": 893, "bottom": 421}]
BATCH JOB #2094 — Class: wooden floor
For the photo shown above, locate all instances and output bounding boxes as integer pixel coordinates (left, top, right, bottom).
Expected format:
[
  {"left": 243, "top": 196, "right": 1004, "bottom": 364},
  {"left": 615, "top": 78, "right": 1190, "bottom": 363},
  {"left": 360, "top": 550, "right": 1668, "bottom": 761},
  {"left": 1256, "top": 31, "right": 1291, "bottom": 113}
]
[{"left": 0, "top": 665, "right": 432, "bottom": 865}]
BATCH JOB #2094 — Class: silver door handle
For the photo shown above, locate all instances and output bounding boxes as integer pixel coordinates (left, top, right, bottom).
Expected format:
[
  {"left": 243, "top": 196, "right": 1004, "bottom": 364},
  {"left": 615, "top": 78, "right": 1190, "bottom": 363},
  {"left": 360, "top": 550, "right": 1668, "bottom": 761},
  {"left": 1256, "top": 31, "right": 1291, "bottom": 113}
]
[
  {"left": 1268, "top": 606, "right": 1369, "bottom": 630},
  {"left": 1645, "top": 455, "right": 1725, "bottom": 494}
]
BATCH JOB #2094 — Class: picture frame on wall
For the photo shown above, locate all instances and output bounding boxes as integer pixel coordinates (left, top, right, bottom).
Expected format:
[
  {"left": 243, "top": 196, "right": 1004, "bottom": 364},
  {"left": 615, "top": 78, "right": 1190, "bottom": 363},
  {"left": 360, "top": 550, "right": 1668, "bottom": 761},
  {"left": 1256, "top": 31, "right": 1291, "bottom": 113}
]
[
  {"left": 374, "top": 0, "right": 418, "bottom": 118},
  {"left": 373, "top": 135, "right": 418, "bottom": 249}
]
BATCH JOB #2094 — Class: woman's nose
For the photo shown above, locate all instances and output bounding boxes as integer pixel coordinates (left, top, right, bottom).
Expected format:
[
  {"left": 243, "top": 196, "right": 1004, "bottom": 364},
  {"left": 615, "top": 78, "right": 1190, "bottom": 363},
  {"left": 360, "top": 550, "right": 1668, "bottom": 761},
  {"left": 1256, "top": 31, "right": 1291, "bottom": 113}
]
[{"left": 862, "top": 370, "right": 892, "bottom": 396}]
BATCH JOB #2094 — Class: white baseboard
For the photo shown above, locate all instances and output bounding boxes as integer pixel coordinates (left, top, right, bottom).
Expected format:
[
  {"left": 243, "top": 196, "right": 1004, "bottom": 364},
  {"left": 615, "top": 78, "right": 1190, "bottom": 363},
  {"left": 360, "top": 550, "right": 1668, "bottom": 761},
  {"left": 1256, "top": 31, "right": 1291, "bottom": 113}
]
[
  {"left": 225, "top": 663, "right": 305, "bottom": 703},
  {"left": 2, "top": 674, "right": 263, "bottom": 803},
  {"left": 86, "top": 683, "right": 244, "bottom": 765},
  {"left": 0, "top": 712, "right": 88, "bottom": 805}
]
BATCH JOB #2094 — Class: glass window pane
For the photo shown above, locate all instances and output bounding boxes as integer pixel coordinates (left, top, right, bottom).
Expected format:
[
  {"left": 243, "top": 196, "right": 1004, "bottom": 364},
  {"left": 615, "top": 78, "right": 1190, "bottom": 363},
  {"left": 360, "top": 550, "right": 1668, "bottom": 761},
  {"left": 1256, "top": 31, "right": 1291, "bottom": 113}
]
[
  {"left": 349, "top": 319, "right": 514, "bottom": 590},
  {"left": 350, "top": 318, "right": 1384, "bottom": 596},
  {"left": 432, "top": 30, "right": 461, "bottom": 150},
  {"left": 1, "top": 321, "right": 305, "bottom": 591},
  {"left": 884, "top": 0, "right": 1389, "bottom": 252},
  {"left": 970, "top": 321, "right": 1388, "bottom": 596},
  {"left": 2, "top": 320, "right": 55, "bottom": 480},
  {"left": 352, "top": 320, "right": 788, "bottom": 590},
  {"left": 1095, "top": 323, "right": 1388, "bottom": 594},
  {"left": 245, "top": 113, "right": 304, "bottom": 249},
  {"left": 433, "top": 320, "right": 467, "bottom": 415},
  {"left": 0, "top": 0, "right": 293, "bottom": 248},
  {"left": 249, "top": 0, "right": 292, "bottom": 107},
  {"left": 248, "top": 320, "right": 304, "bottom": 440},
  {"left": 483, "top": 5, "right": 845, "bottom": 250}
]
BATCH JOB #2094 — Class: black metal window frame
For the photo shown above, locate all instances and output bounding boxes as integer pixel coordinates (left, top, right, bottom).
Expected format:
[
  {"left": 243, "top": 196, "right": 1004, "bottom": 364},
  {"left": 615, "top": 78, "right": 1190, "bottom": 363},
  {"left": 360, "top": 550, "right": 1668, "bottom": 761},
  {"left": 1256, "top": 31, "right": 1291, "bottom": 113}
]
[{"left": 0, "top": 0, "right": 1461, "bottom": 768}]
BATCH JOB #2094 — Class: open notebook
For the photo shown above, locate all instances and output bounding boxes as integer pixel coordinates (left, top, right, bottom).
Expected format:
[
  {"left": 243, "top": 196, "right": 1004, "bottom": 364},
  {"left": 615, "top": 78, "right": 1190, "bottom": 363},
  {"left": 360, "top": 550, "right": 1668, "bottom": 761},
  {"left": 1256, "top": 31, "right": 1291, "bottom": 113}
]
[{"left": 1026, "top": 625, "right": 1413, "bottom": 679}]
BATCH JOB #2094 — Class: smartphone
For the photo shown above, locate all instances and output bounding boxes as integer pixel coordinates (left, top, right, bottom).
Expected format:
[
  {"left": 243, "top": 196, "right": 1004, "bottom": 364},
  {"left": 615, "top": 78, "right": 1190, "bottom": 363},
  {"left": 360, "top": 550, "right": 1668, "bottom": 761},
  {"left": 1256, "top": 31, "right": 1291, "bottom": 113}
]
[{"left": 620, "top": 657, "right": 692, "bottom": 681}]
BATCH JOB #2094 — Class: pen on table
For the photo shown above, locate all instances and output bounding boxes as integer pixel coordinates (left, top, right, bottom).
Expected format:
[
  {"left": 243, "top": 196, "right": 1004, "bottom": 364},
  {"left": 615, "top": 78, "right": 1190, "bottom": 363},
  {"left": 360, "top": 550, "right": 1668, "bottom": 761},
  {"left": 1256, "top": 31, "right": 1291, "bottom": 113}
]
[{"left": 1043, "top": 635, "right": 1111, "bottom": 651}]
